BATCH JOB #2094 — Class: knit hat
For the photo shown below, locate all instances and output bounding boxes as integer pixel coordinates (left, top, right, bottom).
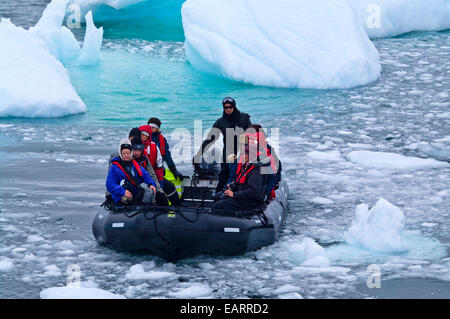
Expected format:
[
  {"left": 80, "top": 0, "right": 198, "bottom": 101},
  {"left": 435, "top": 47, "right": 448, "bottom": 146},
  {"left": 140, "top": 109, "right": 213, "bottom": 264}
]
[
  {"left": 139, "top": 125, "right": 151, "bottom": 137},
  {"left": 131, "top": 136, "right": 145, "bottom": 151},
  {"left": 128, "top": 127, "right": 141, "bottom": 140}
]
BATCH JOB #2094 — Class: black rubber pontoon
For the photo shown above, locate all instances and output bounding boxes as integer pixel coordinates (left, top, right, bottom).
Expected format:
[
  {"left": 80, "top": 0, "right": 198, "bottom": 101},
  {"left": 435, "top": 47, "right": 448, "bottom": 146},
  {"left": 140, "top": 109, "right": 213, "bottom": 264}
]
[{"left": 93, "top": 173, "right": 288, "bottom": 261}]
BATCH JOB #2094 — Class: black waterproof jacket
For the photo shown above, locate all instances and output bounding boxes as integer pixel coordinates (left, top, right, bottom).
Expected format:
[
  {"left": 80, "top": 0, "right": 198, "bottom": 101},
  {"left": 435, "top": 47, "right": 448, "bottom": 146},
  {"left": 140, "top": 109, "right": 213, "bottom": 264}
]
[
  {"left": 233, "top": 164, "right": 267, "bottom": 206},
  {"left": 196, "top": 108, "right": 252, "bottom": 162}
]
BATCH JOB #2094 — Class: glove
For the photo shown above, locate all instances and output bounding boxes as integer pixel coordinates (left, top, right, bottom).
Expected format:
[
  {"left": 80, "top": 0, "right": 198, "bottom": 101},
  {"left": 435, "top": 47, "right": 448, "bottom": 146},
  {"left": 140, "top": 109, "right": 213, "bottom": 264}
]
[{"left": 170, "top": 167, "right": 184, "bottom": 180}]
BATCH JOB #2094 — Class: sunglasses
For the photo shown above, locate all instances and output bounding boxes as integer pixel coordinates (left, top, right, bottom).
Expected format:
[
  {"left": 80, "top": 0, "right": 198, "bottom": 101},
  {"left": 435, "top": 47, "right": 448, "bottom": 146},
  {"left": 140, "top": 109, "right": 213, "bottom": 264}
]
[{"left": 223, "top": 105, "right": 234, "bottom": 110}]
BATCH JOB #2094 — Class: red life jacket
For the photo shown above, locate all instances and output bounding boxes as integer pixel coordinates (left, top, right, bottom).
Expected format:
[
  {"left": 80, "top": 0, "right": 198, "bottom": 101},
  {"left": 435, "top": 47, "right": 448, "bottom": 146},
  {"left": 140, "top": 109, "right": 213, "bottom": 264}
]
[
  {"left": 235, "top": 163, "right": 256, "bottom": 184},
  {"left": 245, "top": 131, "right": 278, "bottom": 174},
  {"left": 144, "top": 141, "right": 158, "bottom": 167},
  {"left": 157, "top": 134, "right": 166, "bottom": 156},
  {"left": 112, "top": 160, "right": 143, "bottom": 186}
]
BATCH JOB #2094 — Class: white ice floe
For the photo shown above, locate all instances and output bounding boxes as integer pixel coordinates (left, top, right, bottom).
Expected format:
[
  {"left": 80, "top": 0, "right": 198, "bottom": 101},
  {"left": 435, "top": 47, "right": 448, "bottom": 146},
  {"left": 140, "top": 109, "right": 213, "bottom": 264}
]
[
  {"left": 347, "top": 0, "right": 450, "bottom": 38},
  {"left": 26, "top": 235, "right": 45, "bottom": 242},
  {"left": 125, "top": 264, "right": 174, "bottom": 280},
  {"left": 182, "top": 0, "right": 380, "bottom": 89},
  {"left": 348, "top": 151, "right": 449, "bottom": 170},
  {"left": 307, "top": 150, "right": 341, "bottom": 162},
  {"left": 169, "top": 283, "right": 213, "bottom": 298},
  {"left": 310, "top": 197, "right": 334, "bottom": 205},
  {"left": 43, "top": 264, "right": 63, "bottom": 277},
  {"left": 40, "top": 286, "right": 126, "bottom": 299},
  {"left": 284, "top": 237, "right": 331, "bottom": 267},
  {"left": 344, "top": 198, "right": 408, "bottom": 253},
  {"left": 0, "top": 257, "right": 14, "bottom": 272}
]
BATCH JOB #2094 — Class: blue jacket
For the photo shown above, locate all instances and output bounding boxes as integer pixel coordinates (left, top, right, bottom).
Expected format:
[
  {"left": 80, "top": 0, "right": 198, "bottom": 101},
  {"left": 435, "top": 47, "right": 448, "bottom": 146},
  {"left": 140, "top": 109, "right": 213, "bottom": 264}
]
[
  {"left": 151, "top": 132, "right": 176, "bottom": 169},
  {"left": 106, "top": 157, "right": 157, "bottom": 203}
]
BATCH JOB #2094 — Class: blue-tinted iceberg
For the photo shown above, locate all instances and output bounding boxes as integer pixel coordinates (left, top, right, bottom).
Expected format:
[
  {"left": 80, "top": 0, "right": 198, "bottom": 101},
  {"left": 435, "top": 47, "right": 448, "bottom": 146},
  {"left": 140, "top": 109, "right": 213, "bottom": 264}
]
[
  {"left": 347, "top": 0, "right": 450, "bottom": 38},
  {"left": 182, "top": 0, "right": 381, "bottom": 89},
  {"left": 0, "top": 0, "right": 104, "bottom": 118},
  {"left": 0, "top": 19, "right": 86, "bottom": 118},
  {"left": 69, "top": 0, "right": 185, "bottom": 24},
  {"left": 29, "top": 0, "right": 81, "bottom": 62},
  {"left": 79, "top": 11, "right": 104, "bottom": 65}
]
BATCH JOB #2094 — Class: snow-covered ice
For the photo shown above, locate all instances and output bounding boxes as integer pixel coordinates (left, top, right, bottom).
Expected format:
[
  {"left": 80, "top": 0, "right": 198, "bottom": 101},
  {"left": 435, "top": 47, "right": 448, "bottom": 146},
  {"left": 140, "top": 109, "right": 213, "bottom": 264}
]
[
  {"left": 344, "top": 198, "right": 408, "bottom": 253},
  {"left": 182, "top": 0, "right": 380, "bottom": 89}
]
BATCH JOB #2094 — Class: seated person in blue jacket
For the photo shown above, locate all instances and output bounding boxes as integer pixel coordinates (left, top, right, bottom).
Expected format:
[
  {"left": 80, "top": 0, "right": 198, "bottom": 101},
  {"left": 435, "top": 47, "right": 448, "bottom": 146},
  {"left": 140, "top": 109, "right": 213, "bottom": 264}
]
[{"left": 106, "top": 138, "right": 157, "bottom": 205}]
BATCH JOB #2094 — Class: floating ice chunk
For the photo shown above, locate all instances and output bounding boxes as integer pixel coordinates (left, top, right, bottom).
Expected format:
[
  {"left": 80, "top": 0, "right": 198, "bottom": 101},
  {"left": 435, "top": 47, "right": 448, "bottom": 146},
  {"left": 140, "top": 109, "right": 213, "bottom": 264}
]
[
  {"left": 44, "top": 265, "right": 62, "bottom": 277},
  {"left": 273, "top": 284, "right": 301, "bottom": 295},
  {"left": 125, "top": 264, "right": 174, "bottom": 280},
  {"left": 310, "top": 197, "right": 334, "bottom": 205},
  {"left": 344, "top": 198, "right": 408, "bottom": 253},
  {"left": 286, "top": 237, "right": 331, "bottom": 267},
  {"left": 278, "top": 292, "right": 304, "bottom": 299},
  {"left": 347, "top": 0, "right": 450, "bottom": 38},
  {"left": 0, "top": 19, "right": 86, "bottom": 118},
  {"left": 182, "top": 0, "right": 380, "bottom": 89},
  {"left": 79, "top": 11, "right": 103, "bottom": 65},
  {"left": 40, "top": 287, "right": 126, "bottom": 299},
  {"left": 169, "top": 283, "right": 213, "bottom": 298},
  {"left": 27, "top": 235, "right": 45, "bottom": 242},
  {"left": 0, "top": 257, "right": 14, "bottom": 271},
  {"left": 307, "top": 150, "right": 341, "bottom": 161},
  {"left": 348, "top": 151, "right": 449, "bottom": 170}
]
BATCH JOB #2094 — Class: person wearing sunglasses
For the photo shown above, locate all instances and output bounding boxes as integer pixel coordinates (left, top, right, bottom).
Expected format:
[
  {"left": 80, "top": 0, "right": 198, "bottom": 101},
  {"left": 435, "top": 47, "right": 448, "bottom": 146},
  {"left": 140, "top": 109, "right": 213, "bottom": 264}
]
[{"left": 193, "top": 97, "right": 252, "bottom": 192}]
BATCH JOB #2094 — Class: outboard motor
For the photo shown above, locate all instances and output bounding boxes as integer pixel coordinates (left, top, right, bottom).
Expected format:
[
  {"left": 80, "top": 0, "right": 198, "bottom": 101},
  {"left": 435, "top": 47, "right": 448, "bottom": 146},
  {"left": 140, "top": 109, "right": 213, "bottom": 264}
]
[{"left": 183, "top": 159, "right": 220, "bottom": 204}]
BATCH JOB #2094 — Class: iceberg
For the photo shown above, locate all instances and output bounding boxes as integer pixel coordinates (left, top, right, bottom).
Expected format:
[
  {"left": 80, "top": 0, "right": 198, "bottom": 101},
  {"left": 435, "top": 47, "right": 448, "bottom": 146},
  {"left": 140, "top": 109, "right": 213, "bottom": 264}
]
[
  {"left": 346, "top": 0, "right": 450, "bottom": 38},
  {"left": 29, "top": 0, "right": 81, "bottom": 62},
  {"left": 69, "top": 0, "right": 185, "bottom": 24},
  {"left": 181, "top": 0, "right": 381, "bottom": 89},
  {"left": 0, "top": 18, "right": 86, "bottom": 118},
  {"left": 0, "top": 0, "right": 104, "bottom": 118},
  {"left": 344, "top": 198, "right": 408, "bottom": 253},
  {"left": 79, "top": 11, "right": 104, "bottom": 65}
]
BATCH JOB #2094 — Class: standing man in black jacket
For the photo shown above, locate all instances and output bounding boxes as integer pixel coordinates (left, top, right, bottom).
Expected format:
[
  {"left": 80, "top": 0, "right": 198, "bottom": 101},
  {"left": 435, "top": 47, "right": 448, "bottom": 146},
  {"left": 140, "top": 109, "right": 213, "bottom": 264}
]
[{"left": 193, "top": 97, "right": 252, "bottom": 191}]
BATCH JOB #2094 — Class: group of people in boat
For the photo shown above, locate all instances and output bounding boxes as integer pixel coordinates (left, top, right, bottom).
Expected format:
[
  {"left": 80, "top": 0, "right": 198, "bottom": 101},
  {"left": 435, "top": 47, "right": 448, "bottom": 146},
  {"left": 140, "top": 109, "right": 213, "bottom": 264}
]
[{"left": 105, "top": 97, "right": 282, "bottom": 211}]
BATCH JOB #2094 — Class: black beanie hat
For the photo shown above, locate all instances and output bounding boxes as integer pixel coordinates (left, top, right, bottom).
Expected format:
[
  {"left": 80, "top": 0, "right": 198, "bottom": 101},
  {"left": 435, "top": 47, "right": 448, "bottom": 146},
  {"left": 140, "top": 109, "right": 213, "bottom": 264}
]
[
  {"left": 131, "top": 136, "right": 145, "bottom": 151},
  {"left": 147, "top": 117, "right": 161, "bottom": 128},
  {"left": 129, "top": 127, "right": 141, "bottom": 140},
  {"left": 121, "top": 143, "right": 132, "bottom": 152}
]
